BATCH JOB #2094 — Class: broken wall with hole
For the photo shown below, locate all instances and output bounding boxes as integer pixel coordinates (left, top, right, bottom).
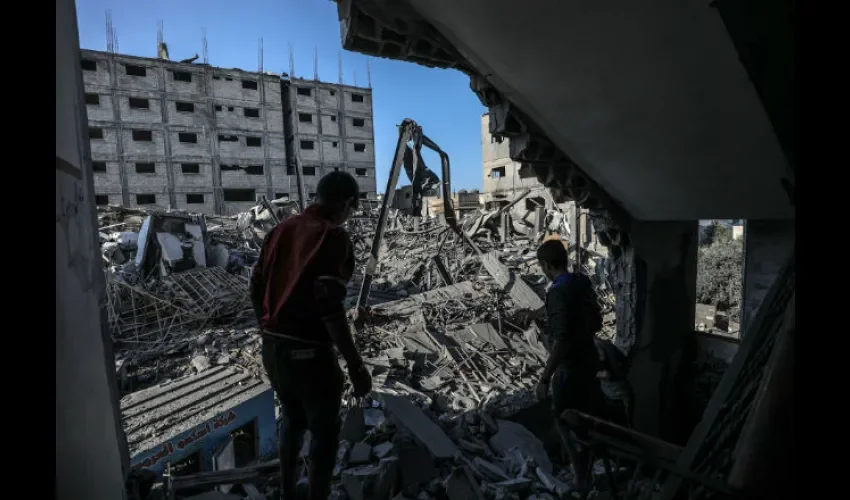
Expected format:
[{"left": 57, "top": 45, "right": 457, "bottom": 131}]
[{"left": 481, "top": 113, "right": 545, "bottom": 205}]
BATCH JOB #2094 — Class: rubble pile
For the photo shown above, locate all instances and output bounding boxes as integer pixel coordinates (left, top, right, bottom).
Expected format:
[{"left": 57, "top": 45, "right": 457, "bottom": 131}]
[
  {"left": 99, "top": 197, "right": 624, "bottom": 499},
  {"left": 318, "top": 393, "right": 607, "bottom": 500}
]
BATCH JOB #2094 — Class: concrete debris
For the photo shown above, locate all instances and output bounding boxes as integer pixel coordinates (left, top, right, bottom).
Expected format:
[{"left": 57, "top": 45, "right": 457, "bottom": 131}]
[
  {"left": 397, "top": 445, "right": 438, "bottom": 487},
  {"left": 98, "top": 194, "right": 630, "bottom": 498},
  {"left": 349, "top": 442, "right": 373, "bottom": 465},
  {"left": 373, "top": 441, "right": 394, "bottom": 459},
  {"left": 380, "top": 394, "right": 459, "bottom": 459},
  {"left": 489, "top": 419, "right": 553, "bottom": 474}
]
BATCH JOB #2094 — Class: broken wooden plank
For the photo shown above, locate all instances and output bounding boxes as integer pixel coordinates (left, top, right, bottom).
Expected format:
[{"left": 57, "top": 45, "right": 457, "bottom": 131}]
[{"left": 479, "top": 252, "right": 545, "bottom": 314}]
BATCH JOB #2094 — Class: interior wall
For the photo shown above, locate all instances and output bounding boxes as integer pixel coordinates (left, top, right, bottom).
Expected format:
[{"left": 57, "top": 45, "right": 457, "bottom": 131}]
[
  {"left": 740, "top": 219, "right": 795, "bottom": 337},
  {"left": 627, "top": 220, "right": 699, "bottom": 441},
  {"left": 56, "top": 0, "right": 129, "bottom": 497}
]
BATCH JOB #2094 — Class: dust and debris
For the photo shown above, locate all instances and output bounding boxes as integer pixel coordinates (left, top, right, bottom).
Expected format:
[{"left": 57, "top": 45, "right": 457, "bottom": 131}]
[{"left": 104, "top": 195, "right": 633, "bottom": 500}]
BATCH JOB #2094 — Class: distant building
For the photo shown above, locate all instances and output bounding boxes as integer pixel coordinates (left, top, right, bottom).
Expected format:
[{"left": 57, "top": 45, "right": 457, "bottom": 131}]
[
  {"left": 481, "top": 113, "right": 548, "bottom": 210},
  {"left": 481, "top": 113, "right": 596, "bottom": 246},
  {"left": 81, "top": 49, "right": 377, "bottom": 215},
  {"left": 456, "top": 189, "right": 481, "bottom": 218},
  {"left": 392, "top": 185, "right": 439, "bottom": 214}
]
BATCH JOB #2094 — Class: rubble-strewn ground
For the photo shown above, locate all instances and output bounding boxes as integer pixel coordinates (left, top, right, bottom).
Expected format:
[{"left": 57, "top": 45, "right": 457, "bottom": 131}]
[{"left": 103, "top": 201, "right": 729, "bottom": 500}]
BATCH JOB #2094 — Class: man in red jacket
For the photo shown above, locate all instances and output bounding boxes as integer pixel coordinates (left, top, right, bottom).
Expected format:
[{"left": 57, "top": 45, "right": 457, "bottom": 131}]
[{"left": 250, "top": 172, "right": 371, "bottom": 500}]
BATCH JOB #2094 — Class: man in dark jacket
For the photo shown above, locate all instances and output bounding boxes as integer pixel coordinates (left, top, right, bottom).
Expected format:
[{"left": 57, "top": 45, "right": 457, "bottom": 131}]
[
  {"left": 535, "top": 240, "right": 605, "bottom": 492},
  {"left": 250, "top": 172, "right": 372, "bottom": 500}
]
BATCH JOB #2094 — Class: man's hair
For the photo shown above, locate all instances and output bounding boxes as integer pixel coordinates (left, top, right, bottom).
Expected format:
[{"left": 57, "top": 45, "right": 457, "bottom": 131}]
[
  {"left": 537, "top": 239, "right": 569, "bottom": 269},
  {"left": 316, "top": 171, "right": 360, "bottom": 207}
]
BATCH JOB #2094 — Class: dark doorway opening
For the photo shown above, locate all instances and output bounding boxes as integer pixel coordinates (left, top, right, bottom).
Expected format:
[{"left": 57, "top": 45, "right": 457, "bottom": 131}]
[{"left": 230, "top": 419, "right": 259, "bottom": 467}]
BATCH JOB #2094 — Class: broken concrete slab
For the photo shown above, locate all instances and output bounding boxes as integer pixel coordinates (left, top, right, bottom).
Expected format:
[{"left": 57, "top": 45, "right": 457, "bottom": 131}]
[
  {"left": 350, "top": 442, "right": 373, "bottom": 465},
  {"left": 374, "top": 441, "right": 394, "bottom": 459},
  {"left": 380, "top": 394, "right": 459, "bottom": 459},
  {"left": 341, "top": 405, "right": 367, "bottom": 443},
  {"left": 341, "top": 457, "right": 399, "bottom": 500},
  {"left": 489, "top": 419, "right": 553, "bottom": 474},
  {"left": 342, "top": 464, "right": 382, "bottom": 500},
  {"left": 399, "top": 323, "right": 445, "bottom": 358},
  {"left": 191, "top": 355, "right": 211, "bottom": 373},
  {"left": 480, "top": 252, "right": 545, "bottom": 315},
  {"left": 493, "top": 478, "right": 532, "bottom": 493},
  {"left": 467, "top": 323, "right": 508, "bottom": 350},
  {"left": 371, "top": 282, "right": 484, "bottom": 317},
  {"left": 375, "top": 457, "right": 400, "bottom": 500},
  {"left": 535, "top": 467, "right": 571, "bottom": 496},
  {"left": 472, "top": 457, "right": 510, "bottom": 482},
  {"left": 444, "top": 466, "right": 484, "bottom": 500}
]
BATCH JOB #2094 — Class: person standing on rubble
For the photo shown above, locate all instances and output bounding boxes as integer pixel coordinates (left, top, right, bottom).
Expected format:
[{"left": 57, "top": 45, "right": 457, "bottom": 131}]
[
  {"left": 250, "top": 171, "right": 372, "bottom": 500},
  {"left": 535, "top": 239, "right": 606, "bottom": 493}
]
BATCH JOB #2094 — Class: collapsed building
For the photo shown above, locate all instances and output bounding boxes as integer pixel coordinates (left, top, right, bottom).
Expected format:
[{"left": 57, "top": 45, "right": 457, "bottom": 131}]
[{"left": 92, "top": 125, "right": 735, "bottom": 498}]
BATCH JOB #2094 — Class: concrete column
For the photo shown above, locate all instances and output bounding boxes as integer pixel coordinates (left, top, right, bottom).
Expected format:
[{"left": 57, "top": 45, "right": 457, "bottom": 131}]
[
  {"left": 56, "top": 0, "right": 128, "bottom": 497},
  {"left": 626, "top": 221, "right": 699, "bottom": 441},
  {"left": 740, "top": 220, "right": 795, "bottom": 338}
]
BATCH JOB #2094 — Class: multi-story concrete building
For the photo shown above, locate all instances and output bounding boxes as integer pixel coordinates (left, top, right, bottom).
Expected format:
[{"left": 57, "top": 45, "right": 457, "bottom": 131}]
[
  {"left": 81, "top": 50, "right": 377, "bottom": 215},
  {"left": 481, "top": 112, "right": 599, "bottom": 247},
  {"left": 282, "top": 78, "right": 377, "bottom": 201},
  {"left": 481, "top": 112, "right": 547, "bottom": 211}
]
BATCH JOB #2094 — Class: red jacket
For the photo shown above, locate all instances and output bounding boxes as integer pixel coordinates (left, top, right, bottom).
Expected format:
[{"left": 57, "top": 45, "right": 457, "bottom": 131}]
[{"left": 250, "top": 205, "right": 354, "bottom": 338}]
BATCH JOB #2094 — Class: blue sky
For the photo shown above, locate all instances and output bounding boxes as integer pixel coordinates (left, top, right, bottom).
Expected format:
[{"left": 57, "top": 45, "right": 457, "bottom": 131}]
[{"left": 75, "top": 0, "right": 487, "bottom": 192}]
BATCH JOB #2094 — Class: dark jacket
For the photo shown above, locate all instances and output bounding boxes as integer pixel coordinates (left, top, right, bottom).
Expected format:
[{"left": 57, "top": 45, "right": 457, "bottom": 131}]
[{"left": 545, "top": 272, "right": 601, "bottom": 372}]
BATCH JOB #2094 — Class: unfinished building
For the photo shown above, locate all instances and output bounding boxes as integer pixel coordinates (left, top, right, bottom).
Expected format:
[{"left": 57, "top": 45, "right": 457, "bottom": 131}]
[
  {"left": 282, "top": 78, "right": 378, "bottom": 201},
  {"left": 81, "top": 50, "right": 289, "bottom": 215},
  {"left": 482, "top": 112, "right": 544, "bottom": 210},
  {"left": 81, "top": 50, "right": 378, "bottom": 215},
  {"left": 483, "top": 112, "right": 597, "bottom": 250}
]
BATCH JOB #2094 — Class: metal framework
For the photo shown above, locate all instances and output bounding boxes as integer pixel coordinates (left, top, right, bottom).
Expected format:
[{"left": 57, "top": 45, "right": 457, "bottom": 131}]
[{"left": 356, "top": 119, "right": 459, "bottom": 311}]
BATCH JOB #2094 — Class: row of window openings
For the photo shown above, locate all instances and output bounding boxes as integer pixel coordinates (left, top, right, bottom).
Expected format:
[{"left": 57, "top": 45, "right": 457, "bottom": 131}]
[
  {"left": 297, "top": 113, "right": 365, "bottom": 128},
  {"left": 285, "top": 166, "right": 368, "bottom": 177},
  {"left": 300, "top": 140, "right": 366, "bottom": 152},
  {"left": 96, "top": 189, "right": 370, "bottom": 207},
  {"left": 295, "top": 87, "right": 365, "bottom": 103},
  {"left": 94, "top": 193, "right": 205, "bottom": 206},
  {"left": 88, "top": 128, "right": 262, "bottom": 147},
  {"left": 93, "top": 162, "right": 265, "bottom": 175},
  {"left": 92, "top": 163, "right": 366, "bottom": 177},
  {"left": 81, "top": 59, "right": 260, "bottom": 90},
  {"left": 86, "top": 94, "right": 261, "bottom": 118}
]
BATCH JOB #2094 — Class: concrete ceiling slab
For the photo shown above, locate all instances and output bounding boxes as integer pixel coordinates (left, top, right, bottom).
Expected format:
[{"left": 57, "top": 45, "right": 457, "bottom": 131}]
[{"left": 407, "top": 0, "right": 793, "bottom": 220}]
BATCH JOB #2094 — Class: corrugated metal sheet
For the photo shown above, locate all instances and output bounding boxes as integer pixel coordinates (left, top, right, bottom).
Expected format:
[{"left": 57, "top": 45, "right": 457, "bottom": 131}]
[{"left": 120, "top": 366, "right": 270, "bottom": 455}]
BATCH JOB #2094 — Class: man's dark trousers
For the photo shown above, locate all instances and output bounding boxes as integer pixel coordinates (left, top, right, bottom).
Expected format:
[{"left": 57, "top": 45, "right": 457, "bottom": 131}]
[{"left": 262, "top": 335, "right": 343, "bottom": 500}]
